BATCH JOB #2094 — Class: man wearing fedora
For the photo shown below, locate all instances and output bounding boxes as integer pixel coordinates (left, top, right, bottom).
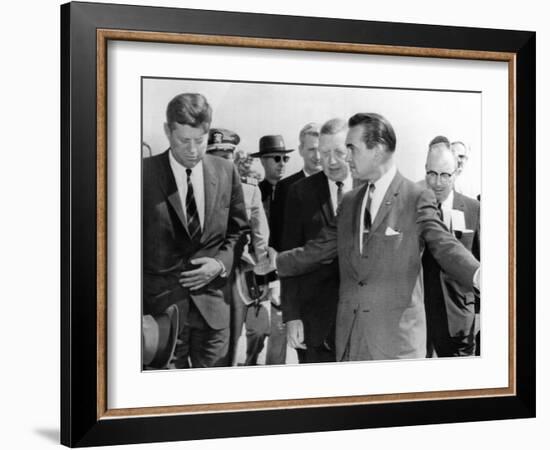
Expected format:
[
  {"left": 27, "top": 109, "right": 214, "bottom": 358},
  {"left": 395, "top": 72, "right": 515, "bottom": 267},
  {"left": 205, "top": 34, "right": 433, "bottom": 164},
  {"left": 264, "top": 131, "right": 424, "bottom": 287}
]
[
  {"left": 142, "top": 93, "right": 248, "bottom": 369},
  {"left": 252, "top": 134, "right": 297, "bottom": 364}
]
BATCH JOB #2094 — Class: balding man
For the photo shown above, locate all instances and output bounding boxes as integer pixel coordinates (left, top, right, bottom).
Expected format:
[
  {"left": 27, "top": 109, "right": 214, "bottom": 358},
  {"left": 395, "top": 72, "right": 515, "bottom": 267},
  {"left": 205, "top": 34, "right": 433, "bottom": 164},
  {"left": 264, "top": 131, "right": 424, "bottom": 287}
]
[{"left": 423, "top": 137, "right": 480, "bottom": 357}]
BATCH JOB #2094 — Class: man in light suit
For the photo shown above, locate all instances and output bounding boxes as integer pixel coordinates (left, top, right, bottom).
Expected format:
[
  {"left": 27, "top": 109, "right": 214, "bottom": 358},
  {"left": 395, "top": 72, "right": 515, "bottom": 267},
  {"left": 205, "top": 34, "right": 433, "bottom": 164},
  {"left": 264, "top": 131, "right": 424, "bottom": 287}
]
[
  {"left": 275, "top": 113, "right": 480, "bottom": 361},
  {"left": 281, "top": 118, "right": 352, "bottom": 363},
  {"left": 142, "top": 93, "right": 249, "bottom": 369},
  {"left": 422, "top": 137, "right": 480, "bottom": 357}
]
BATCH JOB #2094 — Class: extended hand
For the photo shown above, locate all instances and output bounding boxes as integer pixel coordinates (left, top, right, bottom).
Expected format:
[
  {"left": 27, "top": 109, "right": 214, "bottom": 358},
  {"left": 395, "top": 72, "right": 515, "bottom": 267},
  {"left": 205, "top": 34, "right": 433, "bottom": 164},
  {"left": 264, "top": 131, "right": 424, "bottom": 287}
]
[
  {"left": 179, "top": 257, "right": 223, "bottom": 291},
  {"left": 254, "top": 247, "right": 278, "bottom": 276},
  {"left": 287, "top": 319, "right": 307, "bottom": 350}
]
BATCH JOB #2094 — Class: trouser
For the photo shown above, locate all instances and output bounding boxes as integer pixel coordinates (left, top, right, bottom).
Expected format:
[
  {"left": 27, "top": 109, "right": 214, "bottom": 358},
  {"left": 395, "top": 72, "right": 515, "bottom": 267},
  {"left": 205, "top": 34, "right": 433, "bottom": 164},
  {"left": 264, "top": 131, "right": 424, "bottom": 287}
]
[
  {"left": 173, "top": 300, "right": 230, "bottom": 368},
  {"left": 265, "top": 304, "right": 287, "bottom": 365},
  {"left": 427, "top": 331, "right": 476, "bottom": 357},
  {"left": 297, "top": 343, "right": 335, "bottom": 364},
  {"left": 230, "top": 299, "right": 270, "bottom": 366}
]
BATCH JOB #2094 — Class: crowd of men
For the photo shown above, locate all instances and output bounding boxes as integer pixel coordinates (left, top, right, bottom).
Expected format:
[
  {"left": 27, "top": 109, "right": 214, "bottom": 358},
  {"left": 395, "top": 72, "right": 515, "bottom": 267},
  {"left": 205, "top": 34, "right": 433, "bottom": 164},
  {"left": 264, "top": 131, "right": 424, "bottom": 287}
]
[{"left": 141, "top": 92, "right": 480, "bottom": 370}]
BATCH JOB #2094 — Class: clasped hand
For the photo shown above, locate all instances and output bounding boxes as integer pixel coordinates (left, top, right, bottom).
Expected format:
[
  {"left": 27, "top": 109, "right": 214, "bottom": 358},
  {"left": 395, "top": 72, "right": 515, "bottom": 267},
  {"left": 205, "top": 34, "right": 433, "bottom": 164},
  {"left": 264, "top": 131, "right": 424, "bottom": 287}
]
[{"left": 179, "top": 257, "right": 223, "bottom": 291}]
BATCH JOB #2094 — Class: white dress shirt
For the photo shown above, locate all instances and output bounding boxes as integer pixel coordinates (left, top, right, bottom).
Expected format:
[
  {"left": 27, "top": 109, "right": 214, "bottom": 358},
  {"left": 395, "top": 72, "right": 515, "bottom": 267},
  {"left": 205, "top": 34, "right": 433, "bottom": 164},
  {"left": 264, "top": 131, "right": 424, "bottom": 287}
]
[
  {"left": 169, "top": 151, "right": 205, "bottom": 229},
  {"left": 359, "top": 164, "right": 397, "bottom": 251},
  {"left": 328, "top": 175, "right": 353, "bottom": 215},
  {"left": 440, "top": 189, "right": 454, "bottom": 230}
]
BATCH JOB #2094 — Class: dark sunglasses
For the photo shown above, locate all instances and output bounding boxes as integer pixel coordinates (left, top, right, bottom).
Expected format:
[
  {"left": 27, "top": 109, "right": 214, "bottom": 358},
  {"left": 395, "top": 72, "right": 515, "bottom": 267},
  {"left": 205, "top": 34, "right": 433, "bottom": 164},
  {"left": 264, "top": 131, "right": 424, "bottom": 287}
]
[{"left": 264, "top": 155, "right": 290, "bottom": 163}]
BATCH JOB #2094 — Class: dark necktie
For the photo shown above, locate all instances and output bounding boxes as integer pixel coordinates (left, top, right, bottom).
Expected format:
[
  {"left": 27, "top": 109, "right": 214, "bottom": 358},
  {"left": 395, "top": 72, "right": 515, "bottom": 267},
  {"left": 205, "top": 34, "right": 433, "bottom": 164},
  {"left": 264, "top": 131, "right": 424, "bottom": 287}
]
[
  {"left": 185, "top": 168, "right": 201, "bottom": 242},
  {"left": 336, "top": 181, "right": 344, "bottom": 209},
  {"left": 437, "top": 202, "right": 443, "bottom": 220},
  {"left": 363, "top": 182, "right": 375, "bottom": 235}
]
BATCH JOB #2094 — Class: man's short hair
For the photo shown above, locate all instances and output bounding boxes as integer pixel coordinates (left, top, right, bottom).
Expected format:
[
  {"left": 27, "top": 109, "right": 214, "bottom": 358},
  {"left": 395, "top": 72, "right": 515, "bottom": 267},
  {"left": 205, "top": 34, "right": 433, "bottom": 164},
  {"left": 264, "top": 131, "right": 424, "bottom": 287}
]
[
  {"left": 166, "top": 93, "right": 212, "bottom": 132},
  {"left": 429, "top": 135, "right": 451, "bottom": 149},
  {"left": 320, "top": 118, "right": 347, "bottom": 136},
  {"left": 348, "top": 113, "right": 396, "bottom": 152},
  {"left": 298, "top": 122, "right": 320, "bottom": 146}
]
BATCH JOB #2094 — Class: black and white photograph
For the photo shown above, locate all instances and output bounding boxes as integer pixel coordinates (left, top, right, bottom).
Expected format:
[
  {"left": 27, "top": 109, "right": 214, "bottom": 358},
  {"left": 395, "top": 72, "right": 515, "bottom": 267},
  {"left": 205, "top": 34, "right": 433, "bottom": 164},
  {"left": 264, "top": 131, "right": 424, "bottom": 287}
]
[{"left": 141, "top": 77, "right": 481, "bottom": 370}]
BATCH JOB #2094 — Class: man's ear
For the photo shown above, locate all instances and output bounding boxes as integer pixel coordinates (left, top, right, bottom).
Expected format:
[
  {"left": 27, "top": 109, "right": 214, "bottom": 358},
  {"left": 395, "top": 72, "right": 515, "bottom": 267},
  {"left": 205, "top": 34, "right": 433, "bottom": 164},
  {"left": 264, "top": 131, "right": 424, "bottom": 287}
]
[{"left": 163, "top": 122, "right": 171, "bottom": 139}]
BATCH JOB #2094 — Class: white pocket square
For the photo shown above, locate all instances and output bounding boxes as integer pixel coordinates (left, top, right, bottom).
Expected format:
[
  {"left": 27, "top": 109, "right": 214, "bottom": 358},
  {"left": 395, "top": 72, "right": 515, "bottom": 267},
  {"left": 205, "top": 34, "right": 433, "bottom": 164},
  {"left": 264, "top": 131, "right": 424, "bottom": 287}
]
[{"left": 385, "top": 226, "right": 401, "bottom": 236}]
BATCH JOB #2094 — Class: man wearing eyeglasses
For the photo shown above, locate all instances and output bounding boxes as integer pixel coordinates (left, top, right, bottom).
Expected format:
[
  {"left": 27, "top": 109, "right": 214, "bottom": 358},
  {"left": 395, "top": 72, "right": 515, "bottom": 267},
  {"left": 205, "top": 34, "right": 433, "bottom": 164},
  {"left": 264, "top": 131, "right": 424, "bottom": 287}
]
[{"left": 423, "top": 136, "right": 480, "bottom": 357}]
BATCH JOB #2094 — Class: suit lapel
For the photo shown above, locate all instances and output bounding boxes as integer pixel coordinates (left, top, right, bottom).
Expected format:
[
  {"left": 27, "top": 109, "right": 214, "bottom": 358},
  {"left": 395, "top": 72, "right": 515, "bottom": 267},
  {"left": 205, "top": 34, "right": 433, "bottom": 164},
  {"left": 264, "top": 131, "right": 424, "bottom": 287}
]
[
  {"left": 316, "top": 173, "right": 334, "bottom": 224},
  {"left": 157, "top": 150, "right": 189, "bottom": 235},
  {"left": 367, "top": 171, "right": 403, "bottom": 242},
  {"left": 201, "top": 156, "right": 219, "bottom": 240},
  {"left": 453, "top": 190, "right": 466, "bottom": 213},
  {"left": 344, "top": 183, "right": 368, "bottom": 280}
]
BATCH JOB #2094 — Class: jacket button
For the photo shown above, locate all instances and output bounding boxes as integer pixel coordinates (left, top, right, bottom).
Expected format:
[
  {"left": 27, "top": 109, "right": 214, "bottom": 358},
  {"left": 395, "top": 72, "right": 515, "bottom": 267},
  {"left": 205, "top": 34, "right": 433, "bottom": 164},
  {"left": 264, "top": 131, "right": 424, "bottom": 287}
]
[{"left": 358, "top": 281, "right": 365, "bottom": 287}]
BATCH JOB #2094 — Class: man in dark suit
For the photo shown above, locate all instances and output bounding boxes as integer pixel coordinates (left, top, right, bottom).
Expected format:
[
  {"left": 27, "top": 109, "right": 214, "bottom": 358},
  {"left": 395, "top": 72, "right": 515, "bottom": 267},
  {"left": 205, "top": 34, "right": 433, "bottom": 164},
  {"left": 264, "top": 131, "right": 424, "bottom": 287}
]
[
  {"left": 422, "top": 137, "right": 480, "bottom": 357},
  {"left": 276, "top": 113, "right": 480, "bottom": 361},
  {"left": 254, "top": 134, "right": 294, "bottom": 247},
  {"left": 281, "top": 118, "right": 352, "bottom": 363},
  {"left": 264, "top": 123, "right": 321, "bottom": 251},
  {"left": 142, "top": 93, "right": 248, "bottom": 369}
]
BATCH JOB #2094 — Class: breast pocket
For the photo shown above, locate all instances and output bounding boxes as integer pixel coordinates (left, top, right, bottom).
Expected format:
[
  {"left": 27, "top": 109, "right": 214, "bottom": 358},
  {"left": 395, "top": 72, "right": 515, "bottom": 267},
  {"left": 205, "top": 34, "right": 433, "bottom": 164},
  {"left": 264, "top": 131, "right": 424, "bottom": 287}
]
[{"left": 380, "top": 232, "right": 403, "bottom": 251}]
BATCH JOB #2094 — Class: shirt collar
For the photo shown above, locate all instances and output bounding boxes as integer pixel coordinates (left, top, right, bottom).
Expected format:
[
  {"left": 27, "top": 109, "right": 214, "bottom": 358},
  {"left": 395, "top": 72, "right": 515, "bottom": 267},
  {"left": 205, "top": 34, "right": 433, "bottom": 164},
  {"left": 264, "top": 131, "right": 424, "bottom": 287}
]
[
  {"left": 169, "top": 150, "right": 203, "bottom": 179},
  {"left": 441, "top": 189, "right": 454, "bottom": 210},
  {"left": 329, "top": 173, "right": 353, "bottom": 191},
  {"left": 371, "top": 163, "right": 397, "bottom": 198}
]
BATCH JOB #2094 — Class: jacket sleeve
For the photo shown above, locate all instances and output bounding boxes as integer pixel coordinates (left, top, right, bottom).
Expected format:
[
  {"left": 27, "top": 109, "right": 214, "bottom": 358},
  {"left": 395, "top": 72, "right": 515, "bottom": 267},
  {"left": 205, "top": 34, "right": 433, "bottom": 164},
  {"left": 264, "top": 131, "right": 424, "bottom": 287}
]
[
  {"left": 418, "top": 189, "right": 479, "bottom": 291},
  {"left": 280, "top": 183, "right": 306, "bottom": 322},
  {"left": 215, "top": 165, "right": 250, "bottom": 273},
  {"left": 277, "top": 200, "right": 339, "bottom": 278},
  {"left": 249, "top": 185, "right": 270, "bottom": 263}
]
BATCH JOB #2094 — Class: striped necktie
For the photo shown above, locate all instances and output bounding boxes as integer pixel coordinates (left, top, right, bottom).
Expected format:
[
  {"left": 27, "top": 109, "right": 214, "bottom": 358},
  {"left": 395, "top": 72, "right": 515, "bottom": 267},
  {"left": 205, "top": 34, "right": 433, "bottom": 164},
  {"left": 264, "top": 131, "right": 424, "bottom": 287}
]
[{"left": 185, "top": 168, "right": 201, "bottom": 242}]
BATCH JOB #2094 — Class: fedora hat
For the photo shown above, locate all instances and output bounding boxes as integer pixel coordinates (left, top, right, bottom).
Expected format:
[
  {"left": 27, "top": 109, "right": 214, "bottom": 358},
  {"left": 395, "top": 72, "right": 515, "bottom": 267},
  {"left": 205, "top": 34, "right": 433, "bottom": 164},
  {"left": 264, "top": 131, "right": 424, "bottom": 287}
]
[
  {"left": 250, "top": 135, "right": 294, "bottom": 157},
  {"left": 142, "top": 303, "right": 179, "bottom": 369}
]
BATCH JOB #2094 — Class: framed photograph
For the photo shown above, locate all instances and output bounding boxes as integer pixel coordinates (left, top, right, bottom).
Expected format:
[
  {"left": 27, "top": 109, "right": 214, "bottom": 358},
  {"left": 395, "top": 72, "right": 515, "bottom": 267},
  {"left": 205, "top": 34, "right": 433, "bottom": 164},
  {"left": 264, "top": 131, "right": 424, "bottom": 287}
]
[{"left": 61, "top": 1, "right": 535, "bottom": 447}]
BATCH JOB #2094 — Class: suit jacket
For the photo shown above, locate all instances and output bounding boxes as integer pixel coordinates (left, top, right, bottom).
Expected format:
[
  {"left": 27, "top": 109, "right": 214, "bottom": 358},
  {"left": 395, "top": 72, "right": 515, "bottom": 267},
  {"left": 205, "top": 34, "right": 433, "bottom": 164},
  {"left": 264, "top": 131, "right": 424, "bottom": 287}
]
[
  {"left": 277, "top": 171, "right": 480, "bottom": 361},
  {"left": 260, "top": 170, "right": 305, "bottom": 251},
  {"left": 280, "top": 172, "right": 339, "bottom": 347},
  {"left": 423, "top": 191, "right": 480, "bottom": 339},
  {"left": 142, "top": 151, "right": 249, "bottom": 330}
]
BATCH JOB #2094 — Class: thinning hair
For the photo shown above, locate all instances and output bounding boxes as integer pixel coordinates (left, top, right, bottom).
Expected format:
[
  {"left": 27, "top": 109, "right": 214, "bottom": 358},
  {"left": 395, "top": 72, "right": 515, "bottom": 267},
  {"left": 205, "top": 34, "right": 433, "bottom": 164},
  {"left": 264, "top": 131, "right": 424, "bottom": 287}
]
[
  {"left": 451, "top": 140, "right": 470, "bottom": 156},
  {"left": 426, "top": 139, "right": 458, "bottom": 169},
  {"left": 320, "top": 118, "right": 347, "bottom": 136},
  {"left": 429, "top": 135, "right": 451, "bottom": 149},
  {"left": 298, "top": 122, "right": 321, "bottom": 146},
  {"left": 166, "top": 93, "right": 212, "bottom": 131},
  {"left": 348, "top": 113, "right": 396, "bottom": 152}
]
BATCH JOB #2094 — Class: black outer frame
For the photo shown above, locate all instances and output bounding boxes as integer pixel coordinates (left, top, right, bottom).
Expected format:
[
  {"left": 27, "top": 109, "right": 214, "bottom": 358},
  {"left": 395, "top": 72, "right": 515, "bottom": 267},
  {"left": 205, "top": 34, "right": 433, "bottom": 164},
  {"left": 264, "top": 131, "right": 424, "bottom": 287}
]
[{"left": 60, "top": 1, "right": 535, "bottom": 447}]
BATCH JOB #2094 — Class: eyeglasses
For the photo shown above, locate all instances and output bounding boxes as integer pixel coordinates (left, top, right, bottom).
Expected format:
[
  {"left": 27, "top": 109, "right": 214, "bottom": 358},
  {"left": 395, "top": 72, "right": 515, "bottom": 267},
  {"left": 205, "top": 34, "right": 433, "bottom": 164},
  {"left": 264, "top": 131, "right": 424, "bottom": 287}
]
[
  {"left": 263, "top": 155, "right": 290, "bottom": 163},
  {"left": 426, "top": 170, "right": 455, "bottom": 184}
]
